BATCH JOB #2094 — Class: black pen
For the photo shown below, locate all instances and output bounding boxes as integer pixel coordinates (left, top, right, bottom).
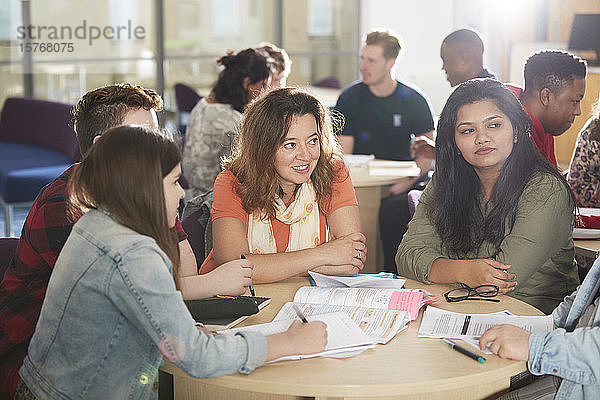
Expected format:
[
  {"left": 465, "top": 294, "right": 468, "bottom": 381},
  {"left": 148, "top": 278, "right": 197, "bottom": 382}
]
[
  {"left": 442, "top": 338, "right": 485, "bottom": 364},
  {"left": 240, "top": 254, "right": 255, "bottom": 296},
  {"left": 292, "top": 304, "right": 309, "bottom": 323}
]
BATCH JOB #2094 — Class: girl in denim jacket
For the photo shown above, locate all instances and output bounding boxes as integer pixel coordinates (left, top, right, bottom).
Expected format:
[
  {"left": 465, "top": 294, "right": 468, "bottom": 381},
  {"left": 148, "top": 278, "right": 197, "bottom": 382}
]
[
  {"left": 17, "top": 126, "right": 326, "bottom": 400},
  {"left": 481, "top": 255, "right": 600, "bottom": 399}
]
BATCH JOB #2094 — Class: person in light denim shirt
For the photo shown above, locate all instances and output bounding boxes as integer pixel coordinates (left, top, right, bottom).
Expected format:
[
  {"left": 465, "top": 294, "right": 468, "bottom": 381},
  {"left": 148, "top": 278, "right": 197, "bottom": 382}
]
[
  {"left": 481, "top": 255, "right": 600, "bottom": 399},
  {"left": 16, "top": 126, "right": 326, "bottom": 400}
]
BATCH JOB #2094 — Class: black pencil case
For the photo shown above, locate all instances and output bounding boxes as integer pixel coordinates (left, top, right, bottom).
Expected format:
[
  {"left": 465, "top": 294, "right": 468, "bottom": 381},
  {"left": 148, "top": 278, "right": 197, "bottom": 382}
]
[{"left": 184, "top": 297, "right": 259, "bottom": 320}]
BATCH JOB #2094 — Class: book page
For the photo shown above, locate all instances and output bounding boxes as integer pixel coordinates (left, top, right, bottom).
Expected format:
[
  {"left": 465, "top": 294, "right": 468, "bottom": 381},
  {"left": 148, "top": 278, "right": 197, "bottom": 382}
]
[
  {"left": 273, "top": 302, "right": 410, "bottom": 344},
  {"left": 293, "top": 287, "right": 424, "bottom": 320},
  {"left": 418, "top": 306, "right": 553, "bottom": 339}
]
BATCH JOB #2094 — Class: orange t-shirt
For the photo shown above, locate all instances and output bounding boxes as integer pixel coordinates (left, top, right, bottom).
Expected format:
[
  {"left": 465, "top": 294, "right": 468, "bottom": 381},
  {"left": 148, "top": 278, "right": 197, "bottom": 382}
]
[{"left": 199, "top": 164, "right": 358, "bottom": 274}]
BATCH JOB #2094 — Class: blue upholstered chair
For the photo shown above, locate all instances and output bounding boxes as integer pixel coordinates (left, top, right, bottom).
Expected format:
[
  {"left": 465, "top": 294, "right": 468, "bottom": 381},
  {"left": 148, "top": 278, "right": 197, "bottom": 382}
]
[{"left": 0, "top": 97, "right": 80, "bottom": 236}]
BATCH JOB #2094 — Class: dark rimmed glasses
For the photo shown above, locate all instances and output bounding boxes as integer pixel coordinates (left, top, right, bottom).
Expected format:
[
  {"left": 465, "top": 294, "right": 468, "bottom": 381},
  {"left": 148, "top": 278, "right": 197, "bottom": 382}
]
[{"left": 444, "top": 284, "right": 500, "bottom": 303}]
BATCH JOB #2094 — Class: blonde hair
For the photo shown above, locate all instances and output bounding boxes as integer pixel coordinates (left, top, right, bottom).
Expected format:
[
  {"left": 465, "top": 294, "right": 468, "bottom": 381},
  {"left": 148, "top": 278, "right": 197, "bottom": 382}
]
[{"left": 365, "top": 29, "right": 403, "bottom": 60}]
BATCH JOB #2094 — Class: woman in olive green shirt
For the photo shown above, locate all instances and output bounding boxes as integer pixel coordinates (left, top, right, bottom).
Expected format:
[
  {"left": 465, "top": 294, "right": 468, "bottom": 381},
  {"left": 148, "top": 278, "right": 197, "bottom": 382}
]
[{"left": 396, "top": 79, "right": 578, "bottom": 314}]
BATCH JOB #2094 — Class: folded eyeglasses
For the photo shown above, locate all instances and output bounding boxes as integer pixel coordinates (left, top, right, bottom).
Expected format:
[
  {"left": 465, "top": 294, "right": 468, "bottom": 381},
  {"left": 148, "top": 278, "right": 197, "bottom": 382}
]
[{"left": 444, "top": 284, "right": 500, "bottom": 303}]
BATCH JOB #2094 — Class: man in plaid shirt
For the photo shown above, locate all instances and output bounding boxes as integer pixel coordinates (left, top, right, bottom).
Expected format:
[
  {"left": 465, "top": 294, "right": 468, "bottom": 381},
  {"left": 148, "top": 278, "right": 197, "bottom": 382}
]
[{"left": 0, "top": 84, "right": 182, "bottom": 398}]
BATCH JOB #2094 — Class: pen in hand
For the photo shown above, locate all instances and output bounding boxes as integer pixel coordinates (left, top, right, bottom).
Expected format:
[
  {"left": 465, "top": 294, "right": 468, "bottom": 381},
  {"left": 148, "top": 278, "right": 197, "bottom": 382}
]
[
  {"left": 240, "top": 254, "right": 255, "bottom": 296},
  {"left": 442, "top": 338, "right": 485, "bottom": 364},
  {"left": 292, "top": 304, "right": 309, "bottom": 323}
]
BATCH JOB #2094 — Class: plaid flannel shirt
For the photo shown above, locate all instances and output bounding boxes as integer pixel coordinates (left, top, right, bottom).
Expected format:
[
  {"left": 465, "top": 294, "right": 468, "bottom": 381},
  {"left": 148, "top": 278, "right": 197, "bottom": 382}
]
[{"left": 0, "top": 164, "right": 188, "bottom": 398}]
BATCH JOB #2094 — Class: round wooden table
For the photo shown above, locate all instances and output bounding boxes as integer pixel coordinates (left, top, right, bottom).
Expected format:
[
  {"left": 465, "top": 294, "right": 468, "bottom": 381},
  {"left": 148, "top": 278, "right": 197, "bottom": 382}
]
[
  {"left": 348, "top": 160, "right": 421, "bottom": 273},
  {"left": 161, "top": 277, "right": 544, "bottom": 400}
]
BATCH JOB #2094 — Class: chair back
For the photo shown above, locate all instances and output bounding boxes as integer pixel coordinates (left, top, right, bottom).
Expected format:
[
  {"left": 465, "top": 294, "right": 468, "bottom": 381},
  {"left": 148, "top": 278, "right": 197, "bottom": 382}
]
[
  {"left": 182, "top": 190, "right": 214, "bottom": 268},
  {"left": 0, "top": 97, "right": 80, "bottom": 162},
  {"left": 0, "top": 237, "right": 19, "bottom": 278},
  {"left": 182, "top": 209, "right": 206, "bottom": 268},
  {"left": 313, "top": 76, "right": 341, "bottom": 89},
  {"left": 174, "top": 84, "right": 202, "bottom": 113}
]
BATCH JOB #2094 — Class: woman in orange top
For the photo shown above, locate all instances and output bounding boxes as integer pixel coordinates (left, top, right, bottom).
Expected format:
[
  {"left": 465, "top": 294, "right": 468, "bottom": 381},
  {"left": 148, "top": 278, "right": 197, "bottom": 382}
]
[{"left": 200, "top": 87, "right": 366, "bottom": 283}]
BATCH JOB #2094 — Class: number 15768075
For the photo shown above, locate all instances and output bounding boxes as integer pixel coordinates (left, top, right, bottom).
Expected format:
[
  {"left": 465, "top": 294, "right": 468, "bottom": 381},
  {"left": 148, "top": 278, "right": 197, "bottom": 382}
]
[{"left": 19, "top": 42, "right": 74, "bottom": 53}]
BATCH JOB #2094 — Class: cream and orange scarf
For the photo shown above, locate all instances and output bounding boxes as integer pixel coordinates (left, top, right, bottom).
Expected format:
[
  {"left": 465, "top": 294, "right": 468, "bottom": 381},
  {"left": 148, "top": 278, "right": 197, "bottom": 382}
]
[{"left": 247, "top": 182, "right": 323, "bottom": 253}]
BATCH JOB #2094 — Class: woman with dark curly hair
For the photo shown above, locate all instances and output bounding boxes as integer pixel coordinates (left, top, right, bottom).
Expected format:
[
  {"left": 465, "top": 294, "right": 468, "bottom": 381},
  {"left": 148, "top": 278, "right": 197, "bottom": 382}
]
[
  {"left": 183, "top": 48, "right": 271, "bottom": 196},
  {"left": 199, "top": 87, "right": 366, "bottom": 283},
  {"left": 397, "top": 78, "right": 578, "bottom": 313}
]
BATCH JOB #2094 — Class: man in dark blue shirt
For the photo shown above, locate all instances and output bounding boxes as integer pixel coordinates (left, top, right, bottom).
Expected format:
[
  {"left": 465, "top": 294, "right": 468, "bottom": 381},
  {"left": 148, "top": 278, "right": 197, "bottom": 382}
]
[
  {"left": 334, "top": 30, "right": 435, "bottom": 272},
  {"left": 335, "top": 29, "right": 435, "bottom": 165}
]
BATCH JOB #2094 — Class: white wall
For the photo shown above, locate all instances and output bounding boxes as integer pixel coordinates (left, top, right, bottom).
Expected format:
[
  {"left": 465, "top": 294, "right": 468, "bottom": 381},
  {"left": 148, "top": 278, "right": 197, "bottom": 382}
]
[{"left": 358, "top": 0, "right": 519, "bottom": 117}]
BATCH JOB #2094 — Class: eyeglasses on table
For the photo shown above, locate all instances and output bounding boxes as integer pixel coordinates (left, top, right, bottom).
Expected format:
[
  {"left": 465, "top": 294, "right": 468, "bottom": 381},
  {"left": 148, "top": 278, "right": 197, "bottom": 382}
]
[{"left": 444, "top": 284, "right": 500, "bottom": 303}]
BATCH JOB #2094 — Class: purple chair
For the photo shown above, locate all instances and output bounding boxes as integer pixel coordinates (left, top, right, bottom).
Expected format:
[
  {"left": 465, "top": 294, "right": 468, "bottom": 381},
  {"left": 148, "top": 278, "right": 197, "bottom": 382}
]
[
  {"left": 0, "top": 237, "right": 19, "bottom": 279},
  {"left": 174, "top": 83, "right": 202, "bottom": 134},
  {"left": 313, "top": 76, "right": 342, "bottom": 89},
  {"left": 0, "top": 97, "right": 79, "bottom": 236},
  {"left": 174, "top": 83, "right": 202, "bottom": 113},
  {"left": 407, "top": 189, "right": 423, "bottom": 218}
]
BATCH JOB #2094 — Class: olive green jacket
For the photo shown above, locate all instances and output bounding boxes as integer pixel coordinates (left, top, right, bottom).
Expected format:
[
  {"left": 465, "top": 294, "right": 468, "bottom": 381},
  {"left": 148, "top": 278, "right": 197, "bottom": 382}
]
[{"left": 396, "top": 172, "right": 579, "bottom": 314}]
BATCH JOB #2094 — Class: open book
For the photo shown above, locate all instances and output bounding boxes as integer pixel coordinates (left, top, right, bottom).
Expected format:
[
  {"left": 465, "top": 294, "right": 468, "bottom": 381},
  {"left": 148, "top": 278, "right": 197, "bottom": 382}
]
[
  {"left": 271, "top": 286, "right": 437, "bottom": 344},
  {"left": 222, "top": 312, "right": 376, "bottom": 362},
  {"left": 292, "top": 286, "right": 435, "bottom": 320}
]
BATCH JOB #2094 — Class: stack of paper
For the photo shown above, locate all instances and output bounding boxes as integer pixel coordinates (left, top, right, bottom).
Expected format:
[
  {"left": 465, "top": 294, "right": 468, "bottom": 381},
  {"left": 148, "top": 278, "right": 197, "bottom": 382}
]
[
  {"left": 308, "top": 271, "right": 406, "bottom": 289},
  {"left": 266, "top": 285, "right": 436, "bottom": 345},
  {"left": 222, "top": 312, "right": 376, "bottom": 362},
  {"left": 343, "top": 154, "right": 375, "bottom": 168},
  {"left": 273, "top": 302, "right": 409, "bottom": 344},
  {"left": 418, "top": 306, "right": 553, "bottom": 354},
  {"left": 368, "top": 160, "right": 421, "bottom": 177}
]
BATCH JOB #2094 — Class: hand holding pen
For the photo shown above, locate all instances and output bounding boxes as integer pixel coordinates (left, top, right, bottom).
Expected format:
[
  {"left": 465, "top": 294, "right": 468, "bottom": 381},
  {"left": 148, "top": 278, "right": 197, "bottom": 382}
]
[
  {"left": 207, "top": 258, "right": 253, "bottom": 296},
  {"left": 240, "top": 254, "right": 255, "bottom": 296},
  {"left": 292, "top": 304, "right": 309, "bottom": 323}
]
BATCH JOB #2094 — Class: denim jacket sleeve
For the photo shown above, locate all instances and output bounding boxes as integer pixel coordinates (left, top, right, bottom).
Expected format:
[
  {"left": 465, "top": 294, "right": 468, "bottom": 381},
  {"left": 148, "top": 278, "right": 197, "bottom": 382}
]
[
  {"left": 552, "top": 286, "right": 580, "bottom": 328},
  {"left": 108, "top": 241, "right": 268, "bottom": 377},
  {"left": 528, "top": 326, "right": 600, "bottom": 384}
]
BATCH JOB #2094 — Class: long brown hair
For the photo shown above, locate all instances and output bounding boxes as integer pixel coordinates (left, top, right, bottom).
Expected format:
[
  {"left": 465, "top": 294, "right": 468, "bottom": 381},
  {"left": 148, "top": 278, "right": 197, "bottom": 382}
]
[
  {"left": 224, "top": 87, "right": 344, "bottom": 218},
  {"left": 70, "top": 125, "right": 181, "bottom": 274}
]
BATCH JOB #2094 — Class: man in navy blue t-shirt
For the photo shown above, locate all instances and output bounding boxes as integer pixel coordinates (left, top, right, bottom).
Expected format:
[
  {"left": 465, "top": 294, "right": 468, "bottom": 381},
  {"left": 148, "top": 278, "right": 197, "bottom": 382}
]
[
  {"left": 334, "top": 29, "right": 435, "bottom": 164},
  {"left": 334, "top": 30, "right": 435, "bottom": 271}
]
